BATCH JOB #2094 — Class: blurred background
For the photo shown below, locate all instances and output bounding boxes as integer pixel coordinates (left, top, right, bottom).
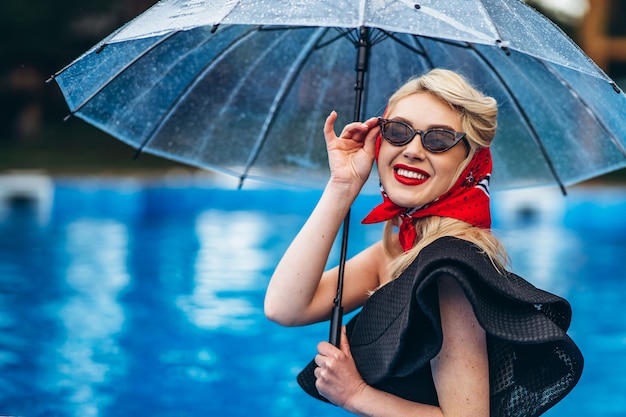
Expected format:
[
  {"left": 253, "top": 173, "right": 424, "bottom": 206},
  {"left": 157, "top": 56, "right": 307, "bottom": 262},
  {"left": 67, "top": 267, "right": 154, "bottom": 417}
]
[
  {"left": 1, "top": 0, "right": 625, "bottom": 180},
  {"left": 0, "top": 0, "right": 180, "bottom": 175},
  {"left": 1, "top": 2, "right": 625, "bottom": 416}
]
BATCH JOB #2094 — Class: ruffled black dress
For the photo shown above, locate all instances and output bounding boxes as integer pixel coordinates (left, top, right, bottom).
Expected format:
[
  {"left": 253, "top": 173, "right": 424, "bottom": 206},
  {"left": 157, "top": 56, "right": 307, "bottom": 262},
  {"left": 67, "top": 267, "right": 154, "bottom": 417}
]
[{"left": 297, "top": 236, "right": 583, "bottom": 417}]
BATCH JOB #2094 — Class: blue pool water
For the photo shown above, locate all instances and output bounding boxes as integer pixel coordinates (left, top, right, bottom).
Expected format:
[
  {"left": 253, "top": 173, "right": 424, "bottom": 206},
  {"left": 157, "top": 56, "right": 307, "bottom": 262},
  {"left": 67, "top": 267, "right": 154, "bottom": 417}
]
[{"left": 0, "top": 174, "right": 625, "bottom": 417}]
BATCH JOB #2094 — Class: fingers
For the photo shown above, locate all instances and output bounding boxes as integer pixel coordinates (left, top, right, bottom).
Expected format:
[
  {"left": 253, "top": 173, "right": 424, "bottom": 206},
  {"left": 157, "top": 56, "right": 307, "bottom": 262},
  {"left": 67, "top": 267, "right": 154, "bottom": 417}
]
[
  {"left": 324, "top": 113, "right": 380, "bottom": 181},
  {"left": 315, "top": 329, "right": 351, "bottom": 369},
  {"left": 314, "top": 341, "right": 340, "bottom": 372},
  {"left": 363, "top": 116, "right": 379, "bottom": 127},
  {"left": 314, "top": 343, "right": 340, "bottom": 398},
  {"left": 325, "top": 112, "right": 379, "bottom": 143},
  {"left": 313, "top": 335, "right": 364, "bottom": 407},
  {"left": 362, "top": 118, "right": 380, "bottom": 158},
  {"left": 324, "top": 110, "right": 338, "bottom": 139},
  {"left": 339, "top": 326, "right": 351, "bottom": 355},
  {"left": 339, "top": 121, "right": 372, "bottom": 141},
  {"left": 316, "top": 341, "right": 337, "bottom": 357}
]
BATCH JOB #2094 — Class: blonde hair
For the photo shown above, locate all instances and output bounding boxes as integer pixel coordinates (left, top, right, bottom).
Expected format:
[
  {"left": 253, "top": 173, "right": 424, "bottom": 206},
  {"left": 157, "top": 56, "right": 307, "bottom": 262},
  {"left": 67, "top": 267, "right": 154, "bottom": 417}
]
[
  {"left": 387, "top": 69, "right": 498, "bottom": 150},
  {"left": 381, "top": 69, "right": 508, "bottom": 278},
  {"left": 383, "top": 218, "right": 509, "bottom": 279}
]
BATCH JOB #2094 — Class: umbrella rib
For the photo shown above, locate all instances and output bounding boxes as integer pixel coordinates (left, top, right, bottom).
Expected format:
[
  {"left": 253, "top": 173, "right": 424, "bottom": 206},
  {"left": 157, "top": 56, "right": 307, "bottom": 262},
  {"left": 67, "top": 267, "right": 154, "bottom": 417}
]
[
  {"left": 259, "top": 25, "right": 318, "bottom": 32},
  {"left": 237, "top": 28, "right": 328, "bottom": 187},
  {"left": 383, "top": 33, "right": 434, "bottom": 68},
  {"left": 414, "top": 4, "right": 495, "bottom": 44},
  {"left": 381, "top": 31, "right": 428, "bottom": 57},
  {"left": 410, "top": 36, "right": 436, "bottom": 69},
  {"left": 469, "top": 44, "right": 567, "bottom": 194},
  {"left": 315, "top": 28, "right": 356, "bottom": 49},
  {"left": 473, "top": 0, "right": 509, "bottom": 47},
  {"left": 193, "top": 29, "right": 296, "bottom": 158},
  {"left": 388, "top": 31, "right": 477, "bottom": 59},
  {"left": 538, "top": 60, "right": 626, "bottom": 159},
  {"left": 134, "top": 27, "right": 259, "bottom": 156},
  {"left": 61, "top": 32, "right": 179, "bottom": 120},
  {"left": 370, "top": 29, "right": 389, "bottom": 45}
]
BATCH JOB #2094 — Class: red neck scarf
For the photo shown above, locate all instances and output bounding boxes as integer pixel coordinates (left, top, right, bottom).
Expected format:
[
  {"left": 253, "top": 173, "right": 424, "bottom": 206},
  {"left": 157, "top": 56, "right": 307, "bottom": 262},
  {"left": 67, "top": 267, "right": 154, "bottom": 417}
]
[{"left": 361, "top": 147, "right": 492, "bottom": 252}]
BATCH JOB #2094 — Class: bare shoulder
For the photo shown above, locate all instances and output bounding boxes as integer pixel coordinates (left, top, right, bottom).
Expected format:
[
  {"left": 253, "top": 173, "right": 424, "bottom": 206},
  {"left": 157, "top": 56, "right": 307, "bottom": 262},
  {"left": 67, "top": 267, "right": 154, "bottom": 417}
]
[
  {"left": 333, "top": 240, "right": 395, "bottom": 312},
  {"left": 351, "top": 240, "right": 394, "bottom": 287}
]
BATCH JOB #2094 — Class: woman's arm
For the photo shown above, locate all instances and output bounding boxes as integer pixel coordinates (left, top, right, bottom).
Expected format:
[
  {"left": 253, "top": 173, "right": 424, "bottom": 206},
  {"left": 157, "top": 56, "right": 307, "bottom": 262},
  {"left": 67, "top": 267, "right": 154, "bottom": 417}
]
[
  {"left": 313, "top": 275, "right": 490, "bottom": 417},
  {"left": 264, "top": 112, "right": 381, "bottom": 326},
  {"left": 430, "top": 275, "right": 489, "bottom": 417}
]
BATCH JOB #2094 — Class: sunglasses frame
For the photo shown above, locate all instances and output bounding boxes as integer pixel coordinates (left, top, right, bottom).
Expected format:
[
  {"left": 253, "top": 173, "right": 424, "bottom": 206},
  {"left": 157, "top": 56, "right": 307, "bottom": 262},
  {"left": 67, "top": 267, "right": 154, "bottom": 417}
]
[{"left": 378, "top": 118, "right": 467, "bottom": 153}]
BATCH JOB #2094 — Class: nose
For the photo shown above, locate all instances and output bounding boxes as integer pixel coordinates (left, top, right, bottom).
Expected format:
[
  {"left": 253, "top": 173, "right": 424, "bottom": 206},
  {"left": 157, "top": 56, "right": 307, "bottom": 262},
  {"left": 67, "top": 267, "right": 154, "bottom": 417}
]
[{"left": 402, "top": 133, "right": 427, "bottom": 160}]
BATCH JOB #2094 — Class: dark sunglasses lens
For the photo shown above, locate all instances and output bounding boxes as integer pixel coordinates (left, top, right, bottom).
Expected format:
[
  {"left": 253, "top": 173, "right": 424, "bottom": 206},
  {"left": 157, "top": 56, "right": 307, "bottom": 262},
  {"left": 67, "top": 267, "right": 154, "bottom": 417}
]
[
  {"left": 383, "top": 121, "right": 412, "bottom": 145},
  {"left": 423, "top": 130, "right": 458, "bottom": 152}
]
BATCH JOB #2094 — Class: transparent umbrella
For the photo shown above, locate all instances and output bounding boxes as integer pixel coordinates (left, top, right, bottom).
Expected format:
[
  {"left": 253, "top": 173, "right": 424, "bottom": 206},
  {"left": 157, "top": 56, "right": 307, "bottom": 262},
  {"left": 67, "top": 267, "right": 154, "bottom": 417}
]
[
  {"left": 50, "top": 0, "right": 626, "bottom": 345},
  {"left": 50, "top": 0, "right": 626, "bottom": 191}
]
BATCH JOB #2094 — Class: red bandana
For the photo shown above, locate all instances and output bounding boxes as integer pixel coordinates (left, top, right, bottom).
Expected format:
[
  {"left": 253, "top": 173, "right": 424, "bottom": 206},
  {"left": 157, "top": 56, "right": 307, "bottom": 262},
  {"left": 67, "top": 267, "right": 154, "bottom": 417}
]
[{"left": 361, "top": 147, "right": 492, "bottom": 252}]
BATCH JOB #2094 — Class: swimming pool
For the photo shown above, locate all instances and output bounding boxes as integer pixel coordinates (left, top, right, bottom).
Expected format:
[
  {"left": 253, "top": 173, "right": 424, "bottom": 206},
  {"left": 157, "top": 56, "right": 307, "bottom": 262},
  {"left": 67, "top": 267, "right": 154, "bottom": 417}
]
[{"left": 0, "top": 174, "right": 624, "bottom": 417}]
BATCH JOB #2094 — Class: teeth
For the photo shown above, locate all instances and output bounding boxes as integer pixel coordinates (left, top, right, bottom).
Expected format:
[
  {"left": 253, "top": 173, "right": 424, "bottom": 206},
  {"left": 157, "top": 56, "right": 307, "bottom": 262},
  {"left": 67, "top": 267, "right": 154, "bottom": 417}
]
[{"left": 397, "top": 168, "right": 426, "bottom": 180}]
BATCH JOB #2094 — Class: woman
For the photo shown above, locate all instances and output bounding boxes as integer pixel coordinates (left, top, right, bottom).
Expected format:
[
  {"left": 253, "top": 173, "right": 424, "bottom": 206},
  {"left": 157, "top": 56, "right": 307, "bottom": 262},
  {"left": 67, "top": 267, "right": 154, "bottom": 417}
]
[{"left": 264, "top": 69, "right": 582, "bottom": 417}]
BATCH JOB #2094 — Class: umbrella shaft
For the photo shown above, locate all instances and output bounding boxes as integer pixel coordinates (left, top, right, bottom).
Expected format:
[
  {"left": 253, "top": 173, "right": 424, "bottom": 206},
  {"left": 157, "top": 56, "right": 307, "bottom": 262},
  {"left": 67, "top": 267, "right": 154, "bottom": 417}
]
[
  {"left": 335, "top": 26, "right": 370, "bottom": 310},
  {"left": 330, "top": 27, "right": 372, "bottom": 348},
  {"left": 353, "top": 26, "right": 370, "bottom": 121}
]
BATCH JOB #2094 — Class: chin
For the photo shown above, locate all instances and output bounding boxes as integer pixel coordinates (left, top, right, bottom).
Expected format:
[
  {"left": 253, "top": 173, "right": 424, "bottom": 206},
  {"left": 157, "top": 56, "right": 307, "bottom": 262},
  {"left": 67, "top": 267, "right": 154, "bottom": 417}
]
[
  {"left": 387, "top": 193, "right": 429, "bottom": 209},
  {"left": 382, "top": 185, "right": 427, "bottom": 209}
]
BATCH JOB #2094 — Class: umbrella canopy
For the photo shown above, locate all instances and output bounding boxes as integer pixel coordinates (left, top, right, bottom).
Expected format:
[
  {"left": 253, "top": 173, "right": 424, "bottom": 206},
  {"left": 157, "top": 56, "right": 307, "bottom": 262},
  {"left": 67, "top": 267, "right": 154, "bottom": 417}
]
[{"left": 51, "top": 0, "right": 626, "bottom": 192}]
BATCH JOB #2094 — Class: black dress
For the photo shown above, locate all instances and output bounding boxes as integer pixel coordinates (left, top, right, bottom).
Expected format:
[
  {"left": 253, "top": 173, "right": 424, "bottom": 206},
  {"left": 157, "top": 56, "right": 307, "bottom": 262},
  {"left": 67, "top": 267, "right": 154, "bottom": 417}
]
[{"left": 297, "top": 236, "right": 583, "bottom": 417}]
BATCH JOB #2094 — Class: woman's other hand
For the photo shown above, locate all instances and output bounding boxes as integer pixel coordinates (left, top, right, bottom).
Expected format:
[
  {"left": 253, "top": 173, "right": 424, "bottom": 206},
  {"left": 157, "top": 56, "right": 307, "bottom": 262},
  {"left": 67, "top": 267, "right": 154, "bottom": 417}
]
[{"left": 314, "top": 326, "right": 367, "bottom": 408}]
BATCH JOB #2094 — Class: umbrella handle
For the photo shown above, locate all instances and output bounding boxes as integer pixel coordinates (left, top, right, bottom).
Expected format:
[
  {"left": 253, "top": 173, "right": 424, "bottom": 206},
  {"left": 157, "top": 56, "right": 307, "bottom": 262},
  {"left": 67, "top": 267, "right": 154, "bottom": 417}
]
[{"left": 329, "top": 305, "right": 344, "bottom": 347}]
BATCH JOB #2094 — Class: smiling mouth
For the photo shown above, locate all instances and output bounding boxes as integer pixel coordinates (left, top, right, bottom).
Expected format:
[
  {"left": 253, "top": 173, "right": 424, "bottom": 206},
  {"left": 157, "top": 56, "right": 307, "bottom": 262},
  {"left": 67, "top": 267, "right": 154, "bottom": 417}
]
[{"left": 395, "top": 167, "right": 427, "bottom": 180}]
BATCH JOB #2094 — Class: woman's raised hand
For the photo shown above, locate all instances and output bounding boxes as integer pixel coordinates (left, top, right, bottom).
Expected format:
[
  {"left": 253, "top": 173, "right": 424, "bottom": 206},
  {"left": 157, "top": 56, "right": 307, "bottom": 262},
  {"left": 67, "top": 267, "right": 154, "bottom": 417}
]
[
  {"left": 324, "top": 111, "right": 379, "bottom": 189},
  {"left": 265, "top": 113, "right": 379, "bottom": 327}
]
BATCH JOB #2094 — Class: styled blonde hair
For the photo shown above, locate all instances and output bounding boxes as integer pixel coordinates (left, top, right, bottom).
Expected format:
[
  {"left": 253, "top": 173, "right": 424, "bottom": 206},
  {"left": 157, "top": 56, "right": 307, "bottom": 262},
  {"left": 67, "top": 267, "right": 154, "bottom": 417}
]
[{"left": 381, "top": 69, "right": 508, "bottom": 278}]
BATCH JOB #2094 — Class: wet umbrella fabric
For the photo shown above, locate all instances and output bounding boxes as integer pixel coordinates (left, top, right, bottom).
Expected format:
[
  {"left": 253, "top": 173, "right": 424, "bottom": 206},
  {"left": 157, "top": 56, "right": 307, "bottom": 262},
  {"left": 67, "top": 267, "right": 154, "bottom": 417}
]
[
  {"left": 51, "top": 0, "right": 626, "bottom": 192},
  {"left": 51, "top": 0, "right": 626, "bottom": 345}
]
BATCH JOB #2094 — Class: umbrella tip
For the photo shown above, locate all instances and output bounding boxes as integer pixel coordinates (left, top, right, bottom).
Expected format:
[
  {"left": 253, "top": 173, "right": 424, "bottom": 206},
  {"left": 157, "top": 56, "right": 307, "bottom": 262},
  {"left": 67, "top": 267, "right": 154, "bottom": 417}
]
[
  {"left": 496, "top": 39, "right": 511, "bottom": 56},
  {"left": 414, "top": 3, "right": 421, "bottom": 9},
  {"left": 211, "top": 24, "right": 219, "bottom": 33},
  {"left": 611, "top": 82, "right": 621, "bottom": 94},
  {"left": 237, "top": 176, "right": 245, "bottom": 190}
]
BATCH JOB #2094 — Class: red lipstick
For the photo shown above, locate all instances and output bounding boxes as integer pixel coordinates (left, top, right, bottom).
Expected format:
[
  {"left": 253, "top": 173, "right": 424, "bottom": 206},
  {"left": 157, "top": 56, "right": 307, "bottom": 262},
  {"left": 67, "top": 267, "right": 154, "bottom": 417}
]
[{"left": 393, "top": 164, "right": 429, "bottom": 186}]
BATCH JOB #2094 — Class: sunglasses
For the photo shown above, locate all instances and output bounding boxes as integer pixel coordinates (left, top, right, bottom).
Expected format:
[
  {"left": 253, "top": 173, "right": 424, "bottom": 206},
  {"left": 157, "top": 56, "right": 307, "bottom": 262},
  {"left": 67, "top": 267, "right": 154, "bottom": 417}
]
[{"left": 378, "top": 118, "right": 467, "bottom": 153}]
